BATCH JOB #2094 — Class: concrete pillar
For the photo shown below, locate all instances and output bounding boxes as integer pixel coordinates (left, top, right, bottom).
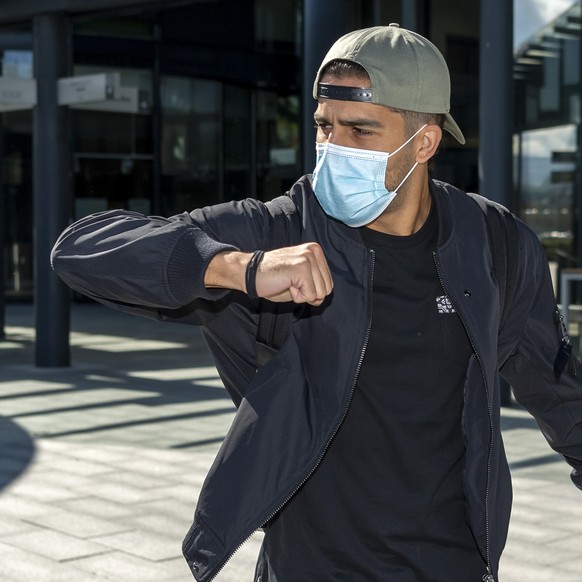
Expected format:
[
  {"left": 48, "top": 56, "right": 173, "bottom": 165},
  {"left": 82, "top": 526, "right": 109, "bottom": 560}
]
[{"left": 33, "top": 13, "right": 72, "bottom": 366}]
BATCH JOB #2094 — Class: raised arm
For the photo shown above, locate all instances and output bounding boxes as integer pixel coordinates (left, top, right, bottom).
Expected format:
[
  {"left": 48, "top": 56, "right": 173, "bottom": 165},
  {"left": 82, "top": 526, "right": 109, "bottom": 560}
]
[{"left": 51, "top": 196, "right": 333, "bottom": 311}]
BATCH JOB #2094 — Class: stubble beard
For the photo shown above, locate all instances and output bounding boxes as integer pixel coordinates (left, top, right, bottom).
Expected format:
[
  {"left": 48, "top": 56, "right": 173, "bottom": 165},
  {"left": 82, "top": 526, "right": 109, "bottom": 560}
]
[{"left": 381, "top": 149, "right": 417, "bottom": 215}]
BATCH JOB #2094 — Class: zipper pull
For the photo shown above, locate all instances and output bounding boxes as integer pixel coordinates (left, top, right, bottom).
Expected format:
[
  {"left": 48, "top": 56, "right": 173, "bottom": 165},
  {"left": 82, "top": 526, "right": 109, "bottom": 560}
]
[
  {"left": 482, "top": 574, "right": 495, "bottom": 582},
  {"left": 554, "top": 308, "right": 576, "bottom": 380}
]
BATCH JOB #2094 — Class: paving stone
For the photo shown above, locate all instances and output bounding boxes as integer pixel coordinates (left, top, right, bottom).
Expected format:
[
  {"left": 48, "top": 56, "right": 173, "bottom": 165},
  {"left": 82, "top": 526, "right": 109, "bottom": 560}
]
[
  {"left": 44, "top": 455, "right": 113, "bottom": 477},
  {"left": 82, "top": 481, "right": 167, "bottom": 504},
  {"left": 0, "top": 514, "right": 32, "bottom": 536},
  {"left": 498, "top": 560, "right": 582, "bottom": 582},
  {"left": 6, "top": 478, "right": 85, "bottom": 503},
  {"left": 0, "top": 492, "right": 60, "bottom": 519},
  {"left": 11, "top": 468, "right": 92, "bottom": 490},
  {"left": 59, "top": 496, "right": 137, "bottom": 519},
  {"left": 24, "top": 509, "right": 131, "bottom": 538},
  {"left": 96, "top": 469, "right": 176, "bottom": 490},
  {"left": 0, "top": 541, "right": 109, "bottom": 582},
  {"left": 74, "top": 551, "right": 182, "bottom": 582},
  {"left": 126, "top": 511, "right": 192, "bottom": 538},
  {"left": 3, "top": 529, "right": 110, "bottom": 561},
  {"left": 559, "top": 555, "right": 582, "bottom": 573},
  {"left": 500, "top": 537, "right": 576, "bottom": 567},
  {"left": 92, "top": 529, "right": 181, "bottom": 561}
]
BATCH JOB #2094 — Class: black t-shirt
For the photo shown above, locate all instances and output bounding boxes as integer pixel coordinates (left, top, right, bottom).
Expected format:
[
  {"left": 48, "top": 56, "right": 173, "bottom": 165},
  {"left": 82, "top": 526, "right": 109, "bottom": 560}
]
[{"left": 261, "top": 206, "right": 486, "bottom": 581}]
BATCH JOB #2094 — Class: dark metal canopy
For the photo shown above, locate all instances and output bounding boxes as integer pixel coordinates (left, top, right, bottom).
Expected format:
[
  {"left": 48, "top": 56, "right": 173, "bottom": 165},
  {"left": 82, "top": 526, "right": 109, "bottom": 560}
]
[{"left": 0, "top": 0, "right": 209, "bottom": 25}]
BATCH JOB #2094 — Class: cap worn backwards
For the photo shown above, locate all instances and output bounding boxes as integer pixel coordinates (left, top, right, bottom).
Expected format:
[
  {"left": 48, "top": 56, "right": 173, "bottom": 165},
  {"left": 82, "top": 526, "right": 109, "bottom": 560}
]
[{"left": 313, "top": 24, "right": 465, "bottom": 145}]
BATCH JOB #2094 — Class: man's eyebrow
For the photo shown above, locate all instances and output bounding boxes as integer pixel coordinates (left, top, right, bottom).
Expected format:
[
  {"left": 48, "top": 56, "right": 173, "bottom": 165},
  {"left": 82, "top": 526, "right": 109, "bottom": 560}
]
[{"left": 313, "top": 114, "right": 384, "bottom": 128}]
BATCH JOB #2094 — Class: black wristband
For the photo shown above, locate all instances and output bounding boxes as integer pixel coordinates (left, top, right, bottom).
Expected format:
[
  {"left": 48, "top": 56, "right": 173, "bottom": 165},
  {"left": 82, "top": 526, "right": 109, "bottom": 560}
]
[{"left": 245, "top": 250, "right": 265, "bottom": 300}]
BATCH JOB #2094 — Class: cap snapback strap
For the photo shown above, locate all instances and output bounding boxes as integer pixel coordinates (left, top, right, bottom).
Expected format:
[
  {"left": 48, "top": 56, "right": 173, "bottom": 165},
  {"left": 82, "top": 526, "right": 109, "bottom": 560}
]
[{"left": 317, "top": 83, "right": 373, "bottom": 102}]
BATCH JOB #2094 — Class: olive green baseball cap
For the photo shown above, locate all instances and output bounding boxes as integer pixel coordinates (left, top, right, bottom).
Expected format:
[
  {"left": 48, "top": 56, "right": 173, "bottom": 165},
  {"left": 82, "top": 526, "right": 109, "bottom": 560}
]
[{"left": 313, "top": 24, "right": 465, "bottom": 145}]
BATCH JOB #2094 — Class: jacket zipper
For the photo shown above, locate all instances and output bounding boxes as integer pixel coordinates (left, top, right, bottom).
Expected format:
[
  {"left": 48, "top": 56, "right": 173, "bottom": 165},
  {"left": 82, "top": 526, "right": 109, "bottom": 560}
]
[
  {"left": 205, "top": 249, "right": 376, "bottom": 582},
  {"left": 433, "top": 251, "right": 496, "bottom": 582}
]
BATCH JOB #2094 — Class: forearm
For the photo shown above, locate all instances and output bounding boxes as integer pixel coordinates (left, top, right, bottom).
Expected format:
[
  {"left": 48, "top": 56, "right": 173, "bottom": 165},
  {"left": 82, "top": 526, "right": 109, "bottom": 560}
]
[
  {"left": 51, "top": 210, "right": 236, "bottom": 308},
  {"left": 204, "top": 251, "right": 252, "bottom": 292}
]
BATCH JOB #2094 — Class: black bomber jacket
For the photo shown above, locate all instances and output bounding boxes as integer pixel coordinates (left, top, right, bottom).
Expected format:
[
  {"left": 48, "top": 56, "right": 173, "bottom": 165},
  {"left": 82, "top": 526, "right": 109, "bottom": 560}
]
[{"left": 51, "top": 176, "right": 582, "bottom": 582}]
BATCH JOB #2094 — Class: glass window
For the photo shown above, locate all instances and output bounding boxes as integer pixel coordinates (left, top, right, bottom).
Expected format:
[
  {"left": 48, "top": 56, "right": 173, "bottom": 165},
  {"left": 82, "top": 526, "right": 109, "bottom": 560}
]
[
  {"left": 540, "top": 56, "right": 560, "bottom": 113},
  {"left": 224, "top": 85, "right": 252, "bottom": 200},
  {"left": 255, "top": 0, "right": 299, "bottom": 51},
  {"left": 2, "top": 49, "right": 33, "bottom": 79},
  {"left": 71, "top": 65, "right": 154, "bottom": 217},
  {"left": 518, "top": 124, "right": 576, "bottom": 262},
  {"left": 73, "top": 65, "right": 153, "bottom": 154},
  {"left": 74, "top": 18, "right": 154, "bottom": 40},
  {"left": 563, "top": 37, "right": 579, "bottom": 86},
  {"left": 2, "top": 110, "right": 33, "bottom": 297},
  {"left": 74, "top": 110, "right": 152, "bottom": 154},
  {"left": 256, "top": 91, "right": 300, "bottom": 200},
  {"left": 161, "top": 76, "right": 221, "bottom": 214},
  {"left": 1, "top": 33, "right": 34, "bottom": 298},
  {"left": 74, "top": 157, "right": 154, "bottom": 218}
]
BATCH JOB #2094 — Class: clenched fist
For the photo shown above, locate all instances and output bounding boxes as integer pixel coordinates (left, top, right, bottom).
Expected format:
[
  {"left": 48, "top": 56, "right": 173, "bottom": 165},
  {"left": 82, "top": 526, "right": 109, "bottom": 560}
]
[{"left": 204, "top": 243, "right": 334, "bottom": 306}]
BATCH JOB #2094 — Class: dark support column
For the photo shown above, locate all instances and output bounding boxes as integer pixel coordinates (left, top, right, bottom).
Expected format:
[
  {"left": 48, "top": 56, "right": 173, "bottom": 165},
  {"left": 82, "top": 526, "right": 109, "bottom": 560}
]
[
  {"left": 479, "top": 1, "right": 513, "bottom": 207},
  {"left": 479, "top": 0, "right": 514, "bottom": 405},
  {"left": 576, "top": 26, "right": 582, "bottom": 275},
  {"left": 301, "top": 1, "right": 349, "bottom": 174},
  {"left": 33, "top": 13, "right": 72, "bottom": 367},
  {"left": 401, "top": 0, "right": 417, "bottom": 30},
  {"left": 0, "top": 114, "right": 5, "bottom": 339},
  {"left": 152, "top": 23, "right": 163, "bottom": 216}
]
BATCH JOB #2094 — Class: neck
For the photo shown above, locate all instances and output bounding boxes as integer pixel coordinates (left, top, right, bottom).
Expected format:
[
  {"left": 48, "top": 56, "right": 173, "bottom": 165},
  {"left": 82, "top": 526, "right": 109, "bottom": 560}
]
[{"left": 366, "top": 175, "right": 432, "bottom": 236}]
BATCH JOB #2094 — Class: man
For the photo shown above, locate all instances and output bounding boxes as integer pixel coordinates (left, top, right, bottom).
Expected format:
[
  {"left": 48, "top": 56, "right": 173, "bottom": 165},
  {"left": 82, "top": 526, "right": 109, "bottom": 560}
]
[{"left": 51, "top": 25, "right": 582, "bottom": 582}]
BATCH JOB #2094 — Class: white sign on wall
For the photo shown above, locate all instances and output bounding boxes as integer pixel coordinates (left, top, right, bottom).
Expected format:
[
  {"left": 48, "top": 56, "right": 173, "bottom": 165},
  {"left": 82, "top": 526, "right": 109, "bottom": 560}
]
[
  {"left": 0, "top": 77, "right": 37, "bottom": 111},
  {"left": 59, "top": 72, "right": 151, "bottom": 114},
  {"left": 71, "top": 86, "right": 151, "bottom": 114},
  {"left": 0, "top": 72, "right": 150, "bottom": 114},
  {"left": 58, "top": 72, "right": 118, "bottom": 105}
]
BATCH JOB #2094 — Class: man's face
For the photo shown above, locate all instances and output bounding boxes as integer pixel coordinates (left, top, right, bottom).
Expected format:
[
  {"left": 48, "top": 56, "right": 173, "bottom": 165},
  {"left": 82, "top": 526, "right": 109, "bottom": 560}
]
[{"left": 314, "top": 73, "right": 417, "bottom": 193}]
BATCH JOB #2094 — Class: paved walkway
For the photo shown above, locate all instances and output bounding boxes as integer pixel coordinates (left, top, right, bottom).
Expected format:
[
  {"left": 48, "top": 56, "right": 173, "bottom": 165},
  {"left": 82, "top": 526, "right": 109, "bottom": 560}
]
[{"left": 1, "top": 302, "right": 581, "bottom": 581}]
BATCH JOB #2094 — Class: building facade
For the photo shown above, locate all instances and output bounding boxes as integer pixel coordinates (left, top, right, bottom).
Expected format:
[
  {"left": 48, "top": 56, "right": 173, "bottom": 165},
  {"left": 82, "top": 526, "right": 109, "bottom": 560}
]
[
  {"left": 1, "top": 0, "right": 529, "bottom": 365},
  {"left": 1, "top": 0, "right": 480, "bottom": 302},
  {"left": 513, "top": 0, "right": 582, "bottom": 270}
]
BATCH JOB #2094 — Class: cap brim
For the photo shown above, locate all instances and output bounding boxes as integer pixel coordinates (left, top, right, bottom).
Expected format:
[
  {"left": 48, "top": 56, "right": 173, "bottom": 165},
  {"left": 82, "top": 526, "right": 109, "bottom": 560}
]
[{"left": 444, "top": 113, "right": 465, "bottom": 145}]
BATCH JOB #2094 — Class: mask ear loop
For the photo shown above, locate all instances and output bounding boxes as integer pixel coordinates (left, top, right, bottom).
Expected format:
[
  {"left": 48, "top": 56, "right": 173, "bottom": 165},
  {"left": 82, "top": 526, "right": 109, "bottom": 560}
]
[
  {"left": 391, "top": 161, "right": 419, "bottom": 194},
  {"left": 386, "top": 123, "right": 427, "bottom": 194},
  {"left": 387, "top": 123, "right": 428, "bottom": 159},
  {"left": 312, "top": 142, "right": 331, "bottom": 188}
]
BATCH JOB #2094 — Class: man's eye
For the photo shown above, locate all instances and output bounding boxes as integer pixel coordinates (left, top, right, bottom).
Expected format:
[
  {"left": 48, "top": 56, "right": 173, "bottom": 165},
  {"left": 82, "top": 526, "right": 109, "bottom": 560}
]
[
  {"left": 314, "top": 123, "right": 331, "bottom": 132},
  {"left": 353, "top": 127, "right": 372, "bottom": 136}
]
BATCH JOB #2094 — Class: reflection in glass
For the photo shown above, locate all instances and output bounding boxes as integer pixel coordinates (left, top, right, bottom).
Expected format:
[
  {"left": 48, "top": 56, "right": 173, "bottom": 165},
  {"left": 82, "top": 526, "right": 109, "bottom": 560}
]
[
  {"left": 224, "top": 85, "right": 251, "bottom": 200},
  {"left": 161, "top": 77, "right": 220, "bottom": 214},
  {"left": 256, "top": 92, "right": 300, "bottom": 199},
  {"left": 519, "top": 124, "right": 576, "bottom": 262}
]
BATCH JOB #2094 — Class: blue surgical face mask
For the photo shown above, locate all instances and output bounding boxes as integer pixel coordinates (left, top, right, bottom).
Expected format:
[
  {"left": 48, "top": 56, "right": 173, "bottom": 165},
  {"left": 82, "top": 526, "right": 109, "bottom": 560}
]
[{"left": 312, "top": 124, "right": 427, "bottom": 228}]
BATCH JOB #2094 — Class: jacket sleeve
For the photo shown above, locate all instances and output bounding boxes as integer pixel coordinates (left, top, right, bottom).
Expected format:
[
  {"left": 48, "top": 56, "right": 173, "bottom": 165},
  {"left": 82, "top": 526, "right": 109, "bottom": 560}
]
[
  {"left": 499, "top": 221, "right": 582, "bottom": 490},
  {"left": 50, "top": 198, "right": 279, "bottom": 311}
]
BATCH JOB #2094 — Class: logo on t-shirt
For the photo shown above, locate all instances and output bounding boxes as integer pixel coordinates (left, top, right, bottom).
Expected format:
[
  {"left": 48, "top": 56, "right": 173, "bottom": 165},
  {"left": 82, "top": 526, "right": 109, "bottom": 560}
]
[{"left": 436, "top": 295, "right": 455, "bottom": 314}]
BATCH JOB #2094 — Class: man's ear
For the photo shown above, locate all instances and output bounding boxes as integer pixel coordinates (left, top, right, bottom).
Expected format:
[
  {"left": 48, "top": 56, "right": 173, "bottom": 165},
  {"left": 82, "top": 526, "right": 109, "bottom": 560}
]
[{"left": 416, "top": 125, "right": 443, "bottom": 164}]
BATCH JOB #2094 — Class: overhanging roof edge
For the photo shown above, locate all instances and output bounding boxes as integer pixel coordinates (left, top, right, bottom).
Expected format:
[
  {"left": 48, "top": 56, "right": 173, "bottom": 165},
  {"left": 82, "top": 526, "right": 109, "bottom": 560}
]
[{"left": 0, "top": 0, "right": 207, "bottom": 25}]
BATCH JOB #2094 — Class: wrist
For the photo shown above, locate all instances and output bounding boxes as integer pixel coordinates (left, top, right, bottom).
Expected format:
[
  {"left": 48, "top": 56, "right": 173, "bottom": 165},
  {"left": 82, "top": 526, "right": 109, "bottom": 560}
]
[
  {"left": 245, "top": 250, "right": 266, "bottom": 299},
  {"left": 204, "top": 251, "right": 251, "bottom": 291}
]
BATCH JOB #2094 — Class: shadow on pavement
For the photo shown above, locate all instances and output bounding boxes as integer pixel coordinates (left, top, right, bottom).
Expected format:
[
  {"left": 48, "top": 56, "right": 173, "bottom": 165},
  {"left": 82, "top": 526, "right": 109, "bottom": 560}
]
[
  {"left": 0, "top": 416, "right": 35, "bottom": 491},
  {"left": 2, "top": 302, "right": 236, "bottom": 450}
]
